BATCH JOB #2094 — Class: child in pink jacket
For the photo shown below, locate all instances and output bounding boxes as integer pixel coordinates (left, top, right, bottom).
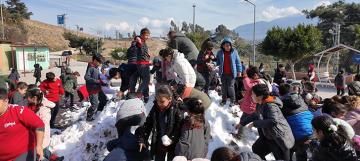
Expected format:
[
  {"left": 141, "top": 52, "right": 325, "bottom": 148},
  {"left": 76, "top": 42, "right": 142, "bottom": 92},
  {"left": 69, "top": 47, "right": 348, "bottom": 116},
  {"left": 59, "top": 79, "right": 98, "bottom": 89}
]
[
  {"left": 236, "top": 66, "right": 264, "bottom": 138},
  {"left": 26, "top": 88, "right": 64, "bottom": 161}
]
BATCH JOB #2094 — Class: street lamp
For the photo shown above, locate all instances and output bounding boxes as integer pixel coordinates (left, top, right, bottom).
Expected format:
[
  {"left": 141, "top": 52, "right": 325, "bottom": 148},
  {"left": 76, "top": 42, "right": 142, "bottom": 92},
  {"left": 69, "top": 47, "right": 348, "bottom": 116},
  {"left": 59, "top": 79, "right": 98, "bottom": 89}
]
[
  {"left": 192, "top": 4, "right": 196, "bottom": 33},
  {"left": 244, "top": 0, "right": 256, "bottom": 66}
]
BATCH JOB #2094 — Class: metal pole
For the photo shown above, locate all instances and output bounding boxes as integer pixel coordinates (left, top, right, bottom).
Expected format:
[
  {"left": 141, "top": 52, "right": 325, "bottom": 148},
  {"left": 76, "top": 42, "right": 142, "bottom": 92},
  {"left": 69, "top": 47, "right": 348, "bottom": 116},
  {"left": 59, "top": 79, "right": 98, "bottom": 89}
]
[
  {"left": 253, "top": 4, "right": 256, "bottom": 65},
  {"left": 0, "top": 0, "right": 5, "bottom": 39},
  {"left": 22, "top": 47, "right": 25, "bottom": 77},
  {"left": 193, "top": 4, "right": 196, "bottom": 33}
]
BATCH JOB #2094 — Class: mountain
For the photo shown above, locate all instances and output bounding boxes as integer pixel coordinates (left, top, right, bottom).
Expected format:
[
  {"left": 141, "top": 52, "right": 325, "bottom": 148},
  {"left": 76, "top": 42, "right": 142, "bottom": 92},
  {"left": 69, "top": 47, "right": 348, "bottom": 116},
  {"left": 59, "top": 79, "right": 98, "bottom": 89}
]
[{"left": 233, "top": 14, "right": 318, "bottom": 40}]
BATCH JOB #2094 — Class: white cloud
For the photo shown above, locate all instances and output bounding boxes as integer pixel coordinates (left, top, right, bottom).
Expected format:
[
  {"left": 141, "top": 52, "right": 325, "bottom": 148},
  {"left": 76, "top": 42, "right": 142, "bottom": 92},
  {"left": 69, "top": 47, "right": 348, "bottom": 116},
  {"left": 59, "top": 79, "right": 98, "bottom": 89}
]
[
  {"left": 261, "top": 6, "right": 301, "bottom": 21},
  {"left": 139, "top": 17, "right": 150, "bottom": 26},
  {"left": 105, "top": 21, "right": 131, "bottom": 32},
  {"left": 314, "top": 1, "right": 332, "bottom": 8}
]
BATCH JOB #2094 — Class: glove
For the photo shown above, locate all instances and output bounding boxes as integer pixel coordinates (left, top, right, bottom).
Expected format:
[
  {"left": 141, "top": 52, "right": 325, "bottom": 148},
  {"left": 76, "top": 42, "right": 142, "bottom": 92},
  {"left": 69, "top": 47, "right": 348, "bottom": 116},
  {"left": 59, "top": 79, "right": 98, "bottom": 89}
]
[{"left": 161, "top": 135, "right": 172, "bottom": 146}]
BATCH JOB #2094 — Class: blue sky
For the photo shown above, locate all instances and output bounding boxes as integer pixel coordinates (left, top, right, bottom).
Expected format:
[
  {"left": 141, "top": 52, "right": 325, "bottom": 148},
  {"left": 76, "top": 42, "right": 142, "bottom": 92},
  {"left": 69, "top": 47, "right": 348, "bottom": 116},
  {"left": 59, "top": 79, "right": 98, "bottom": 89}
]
[{"left": 24, "top": 0, "right": 358, "bottom": 37}]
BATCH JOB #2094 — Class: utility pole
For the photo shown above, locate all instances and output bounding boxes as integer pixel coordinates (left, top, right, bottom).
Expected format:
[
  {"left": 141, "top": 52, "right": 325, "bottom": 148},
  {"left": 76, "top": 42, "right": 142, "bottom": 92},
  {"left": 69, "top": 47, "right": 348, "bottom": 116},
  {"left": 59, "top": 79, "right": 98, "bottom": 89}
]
[
  {"left": 0, "top": 0, "right": 5, "bottom": 40},
  {"left": 336, "top": 23, "right": 341, "bottom": 73},
  {"left": 192, "top": 4, "right": 196, "bottom": 33},
  {"left": 244, "top": 0, "right": 256, "bottom": 65}
]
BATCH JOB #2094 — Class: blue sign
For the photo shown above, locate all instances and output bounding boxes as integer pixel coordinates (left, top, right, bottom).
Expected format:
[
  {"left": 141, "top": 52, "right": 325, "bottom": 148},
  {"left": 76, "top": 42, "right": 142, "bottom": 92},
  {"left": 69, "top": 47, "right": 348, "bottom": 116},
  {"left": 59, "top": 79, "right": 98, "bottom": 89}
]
[
  {"left": 57, "top": 15, "right": 65, "bottom": 25},
  {"left": 352, "top": 54, "right": 360, "bottom": 64}
]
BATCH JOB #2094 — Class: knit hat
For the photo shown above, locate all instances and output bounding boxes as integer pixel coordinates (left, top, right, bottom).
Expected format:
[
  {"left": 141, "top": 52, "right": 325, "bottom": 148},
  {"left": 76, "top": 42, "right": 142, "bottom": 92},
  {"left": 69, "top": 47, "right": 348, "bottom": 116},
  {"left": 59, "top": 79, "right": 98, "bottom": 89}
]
[
  {"left": 65, "top": 67, "right": 72, "bottom": 74},
  {"left": 172, "top": 156, "right": 187, "bottom": 161},
  {"left": 348, "top": 81, "right": 360, "bottom": 96}
]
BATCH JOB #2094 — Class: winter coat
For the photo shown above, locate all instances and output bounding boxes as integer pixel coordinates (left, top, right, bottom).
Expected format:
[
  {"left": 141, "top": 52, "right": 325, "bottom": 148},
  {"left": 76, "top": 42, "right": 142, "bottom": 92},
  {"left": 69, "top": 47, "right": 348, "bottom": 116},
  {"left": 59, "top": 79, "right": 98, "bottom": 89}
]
[
  {"left": 168, "top": 32, "right": 199, "bottom": 61},
  {"left": 240, "top": 77, "right": 263, "bottom": 114},
  {"left": 127, "top": 40, "right": 139, "bottom": 64},
  {"left": 194, "top": 70, "right": 206, "bottom": 91},
  {"left": 335, "top": 74, "right": 345, "bottom": 89},
  {"left": 178, "top": 86, "right": 212, "bottom": 110},
  {"left": 8, "top": 72, "right": 19, "bottom": 82},
  {"left": 84, "top": 63, "right": 101, "bottom": 94},
  {"left": 169, "top": 51, "right": 197, "bottom": 87},
  {"left": 175, "top": 120, "right": 211, "bottom": 159},
  {"left": 333, "top": 118, "right": 355, "bottom": 140},
  {"left": 63, "top": 74, "right": 77, "bottom": 93},
  {"left": 197, "top": 50, "right": 216, "bottom": 73},
  {"left": 216, "top": 38, "right": 242, "bottom": 79},
  {"left": 253, "top": 97, "right": 295, "bottom": 149},
  {"left": 39, "top": 78, "right": 64, "bottom": 103},
  {"left": 281, "top": 93, "right": 309, "bottom": 117},
  {"left": 36, "top": 97, "right": 56, "bottom": 148},
  {"left": 10, "top": 91, "right": 26, "bottom": 106},
  {"left": 33, "top": 66, "right": 42, "bottom": 78},
  {"left": 344, "top": 108, "right": 360, "bottom": 135},
  {"left": 104, "top": 138, "right": 151, "bottom": 161},
  {"left": 136, "top": 40, "right": 150, "bottom": 64},
  {"left": 312, "top": 140, "right": 359, "bottom": 161},
  {"left": 273, "top": 69, "right": 286, "bottom": 85},
  {"left": 286, "top": 110, "right": 313, "bottom": 140},
  {"left": 135, "top": 100, "right": 183, "bottom": 156}
]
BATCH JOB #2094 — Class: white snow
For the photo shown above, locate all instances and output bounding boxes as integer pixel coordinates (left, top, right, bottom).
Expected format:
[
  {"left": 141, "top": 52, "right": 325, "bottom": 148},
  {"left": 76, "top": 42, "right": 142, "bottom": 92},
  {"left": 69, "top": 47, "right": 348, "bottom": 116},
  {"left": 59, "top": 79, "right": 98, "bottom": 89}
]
[{"left": 50, "top": 85, "right": 335, "bottom": 161}]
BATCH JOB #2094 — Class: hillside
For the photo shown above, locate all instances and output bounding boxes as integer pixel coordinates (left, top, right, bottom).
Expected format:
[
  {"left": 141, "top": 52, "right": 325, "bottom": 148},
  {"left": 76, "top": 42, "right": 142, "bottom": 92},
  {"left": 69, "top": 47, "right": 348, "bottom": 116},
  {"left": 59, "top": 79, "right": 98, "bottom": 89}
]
[
  {"left": 233, "top": 14, "right": 318, "bottom": 40},
  {"left": 22, "top": 19, "right": 167, "bottom": 56}
]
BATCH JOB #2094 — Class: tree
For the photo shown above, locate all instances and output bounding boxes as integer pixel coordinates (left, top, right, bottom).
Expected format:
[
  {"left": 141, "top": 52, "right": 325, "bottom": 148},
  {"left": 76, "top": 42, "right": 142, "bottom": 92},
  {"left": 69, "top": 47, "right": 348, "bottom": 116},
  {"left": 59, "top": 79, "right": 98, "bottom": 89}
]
[
  {"left": 303, "top": 1, "right": 360, "bottom": 47},
  {"left": 181, "top": 21, "right": 189, "bottom": 33},
  {"left": 82, "top": 38, "right": 103, "bottom": 55},
  {"left": 170, "top": 20, "right": 179, "bottom": 32},
  {"left": 355, "top": 25, "right": 360, "bottom": 48},
  {"left": 110, "top": 48, "right": 128, "bottom": 61},
  {"left": 6, "top": 0, "right": 33, "bottom": 21},
  {"left": 260, "top": 24, "right": 323, "bottom": 79}
]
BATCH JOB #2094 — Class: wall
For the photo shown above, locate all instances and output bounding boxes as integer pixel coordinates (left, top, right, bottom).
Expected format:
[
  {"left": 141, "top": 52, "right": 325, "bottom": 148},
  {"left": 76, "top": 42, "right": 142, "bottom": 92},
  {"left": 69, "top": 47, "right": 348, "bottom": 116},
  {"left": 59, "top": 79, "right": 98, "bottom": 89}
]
[
  {"left": 0, "top": 44, "right": 13, "bottom": 73},
  {"left": 16, "top": 47, "right": 50, "bottom": 71}
]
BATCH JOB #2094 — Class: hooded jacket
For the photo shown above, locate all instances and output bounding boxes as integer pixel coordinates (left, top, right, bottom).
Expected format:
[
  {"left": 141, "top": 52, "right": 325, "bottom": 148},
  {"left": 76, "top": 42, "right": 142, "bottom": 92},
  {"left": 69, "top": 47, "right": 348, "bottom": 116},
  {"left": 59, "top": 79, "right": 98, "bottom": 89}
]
[
  {"left": 39, "top": 78, "right": 65, "bottom": 102},
  {"left": 253, "top": 97, "right": 295, "bottom": 149},
  {"left": 216, "top": 38, "right": 242, "bottom": 79},
  {"left": 169, "top": 50, "right": 197, "bottom": 87},
  {"left": 169, "top": 32, "right": 199, "bottom": 61},
  {"left": 312, "top": 140, "right": 359, "bottom": 161},
  {"left": 240, "top": 77, "right": 263, "bottom": 114},
  {"left": 84, "top": 62, "right": 101, "bottom": 94},
  {"left": 344, "top": 108, "right": 360, "bottom": 135}
]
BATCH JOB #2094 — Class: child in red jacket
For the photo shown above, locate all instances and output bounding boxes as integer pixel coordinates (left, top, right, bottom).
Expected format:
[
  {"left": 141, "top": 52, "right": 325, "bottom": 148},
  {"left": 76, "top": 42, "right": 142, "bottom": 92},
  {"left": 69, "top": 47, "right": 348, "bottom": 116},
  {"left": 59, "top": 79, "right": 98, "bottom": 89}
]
[{"left": 39, "top": 72, "right": 64, "bottom": 128}]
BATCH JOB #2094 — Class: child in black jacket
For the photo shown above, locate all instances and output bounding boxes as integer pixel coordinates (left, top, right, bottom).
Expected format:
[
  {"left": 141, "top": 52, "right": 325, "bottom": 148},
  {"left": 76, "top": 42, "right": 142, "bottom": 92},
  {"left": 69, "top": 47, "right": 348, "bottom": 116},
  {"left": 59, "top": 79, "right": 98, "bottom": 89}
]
[{"left": 136, "top": 85, "right": 182, "bottom": 161}]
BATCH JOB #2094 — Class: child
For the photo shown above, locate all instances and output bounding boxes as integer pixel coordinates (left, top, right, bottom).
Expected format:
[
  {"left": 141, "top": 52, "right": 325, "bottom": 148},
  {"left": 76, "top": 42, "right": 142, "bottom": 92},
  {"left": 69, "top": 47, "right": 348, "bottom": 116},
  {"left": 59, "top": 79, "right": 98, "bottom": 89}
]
[
  {"left": 197, "top": 39, "right": 216, "bottom": 94},
  {"left": 8, "top": 68, "right": 20, "bottom": 89},
  {"left": 84, "top": 53, "right": 104, "bottom": 121},
  {"left": 343, "top": 96, "right": 360, "bottom": 135},
  {"left": 150, "top": 56, "right": 164, "bottom": 90},
  {"left": 311, "top": 115, "right": 359, "bottom": 161},
  {"left": 103, "top": 92, "right": 150, "bottom": 161},
  {"left": 335, "top": 70, "right": 345, "bottom": 96},
  {"left": 136, "top": 85, "right": 182, "bottom": 161},
  {"left": 34, "top": 63, "right": 42, "bottom": 85},
  {"left": 26, "top": 88, "right": 64, "bottom": 161},
  {"left": 216, "top": 37, "right": 242, "bottom": 106},
  {"left": 302, "top": 81, "right": 322, "bottom": 114},
  {"left": 211, "top": 147, "right": 282, "bottom": 161},
  {"left": 39, "top": 72, "right": 64, "bottom": 128},
  {"left": 274, "top": 64, "right": 286, "bottom": 85},
  {"left": 279, "top": 83, "right": 313, "bottom": 161},
  {"left": 63, "top": 68, "right": 78, "bottom": 109},
  {"left": 189, "top": 60, "right": 206, "bottom": 91},
  {"left": 9, "top": 81, "right": 28, "bottom": 106},
  {"left": 102, "top": 68, "right": 123, "bottom": 100},
  {"left": 250, "top": 84, "right": 295, "bottom": 161},
  {"left": 129, "top": 28, "right": 151, "bottom": 103},
  {"left": 175, "top": 98, "right": 211, "bottom": 160}
]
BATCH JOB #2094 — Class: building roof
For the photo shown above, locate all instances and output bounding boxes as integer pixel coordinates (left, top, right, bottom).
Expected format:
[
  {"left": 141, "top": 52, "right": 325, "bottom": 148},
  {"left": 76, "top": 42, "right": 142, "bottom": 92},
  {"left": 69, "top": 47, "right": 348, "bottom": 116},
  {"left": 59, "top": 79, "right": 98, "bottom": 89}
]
[{"left": 10, "top": 43, "right": 49, "bottom": 48}]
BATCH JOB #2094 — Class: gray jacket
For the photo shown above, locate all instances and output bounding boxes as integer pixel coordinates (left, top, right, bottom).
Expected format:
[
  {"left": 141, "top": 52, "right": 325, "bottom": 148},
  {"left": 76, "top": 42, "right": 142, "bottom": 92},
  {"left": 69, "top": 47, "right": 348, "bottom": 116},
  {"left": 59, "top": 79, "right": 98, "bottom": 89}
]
[
  {"left": 84, "top": 63, "right": 101, "bottom": 94},
  {"left": 169, "top": 32, "right": 199, "bottom": 61},
  {"left": 253, "top": 97, "right": 295, "bottom": 149},
  {"left": 175, "top": 120, "right": 211, "bottom": 160}
]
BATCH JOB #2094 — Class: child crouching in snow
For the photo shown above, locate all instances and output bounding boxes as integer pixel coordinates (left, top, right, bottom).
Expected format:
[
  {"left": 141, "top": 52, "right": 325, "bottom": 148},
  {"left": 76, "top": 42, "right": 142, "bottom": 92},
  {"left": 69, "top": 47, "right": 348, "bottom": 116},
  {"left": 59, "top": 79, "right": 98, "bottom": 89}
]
[
  {"left": 249, "top": 84, "right": 295, "bottom": 161},
  {"left": 175, "top": 98, "right": 211, "bottom": 160},
  {"left": 136, "top": 85, "right": 182, "bottom": 161},
  {"left": 26, "top": 88, "right": 64, "bottom": 161},
  {"left": 103, "top": 92, "right": 150, "bottom": 161}
]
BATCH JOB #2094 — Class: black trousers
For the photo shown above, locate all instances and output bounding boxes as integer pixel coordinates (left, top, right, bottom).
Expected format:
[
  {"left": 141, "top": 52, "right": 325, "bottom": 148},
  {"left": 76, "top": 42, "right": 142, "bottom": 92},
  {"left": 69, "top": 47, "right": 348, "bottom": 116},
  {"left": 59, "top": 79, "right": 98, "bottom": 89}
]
[
  {"left": 337, "top": 88, "right": 345, "bottom": 96},
  {"left": 252, "top": 135, "right": 291, "bottom": 161},
  {"left": 129, "top": 64, "right": 150, "bottom": 98},
  {"left": 65, "top": 91, "right": 74, "bottom": 107},
  {"left": 290, "top": 139, "right": 309, "bottom": 161},
  {"left": 50, "top": 102, "right": 60, "bottom": 128}
]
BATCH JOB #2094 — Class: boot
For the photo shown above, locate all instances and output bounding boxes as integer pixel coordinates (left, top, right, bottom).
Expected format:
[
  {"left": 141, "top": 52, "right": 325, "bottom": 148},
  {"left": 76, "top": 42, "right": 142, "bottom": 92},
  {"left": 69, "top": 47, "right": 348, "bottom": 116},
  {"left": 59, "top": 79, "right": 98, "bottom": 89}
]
[
  {"left": 220, "top": 99, "right": 227, "bottom": 106},
  {"left": 86, "top": 107, "right": 95, "bottom": 121}
]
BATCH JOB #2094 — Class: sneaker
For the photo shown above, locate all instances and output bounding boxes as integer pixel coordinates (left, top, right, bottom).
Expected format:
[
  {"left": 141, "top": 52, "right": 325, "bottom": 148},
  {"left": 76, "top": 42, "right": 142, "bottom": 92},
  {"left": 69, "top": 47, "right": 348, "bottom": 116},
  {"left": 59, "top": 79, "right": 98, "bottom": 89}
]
[
  {"left": 220, "top": 100, "right": 226, "bottom": 106},
  {"left": 86, "top": 108, "right": 95, "bottom": 121}
]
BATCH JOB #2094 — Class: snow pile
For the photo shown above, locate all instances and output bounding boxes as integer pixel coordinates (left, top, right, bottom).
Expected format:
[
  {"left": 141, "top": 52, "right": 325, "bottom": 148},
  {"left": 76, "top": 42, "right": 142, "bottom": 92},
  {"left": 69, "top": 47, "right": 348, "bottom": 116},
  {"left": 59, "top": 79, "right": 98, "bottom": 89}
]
[{"left": 50, "top": 90, "right": 259, "bottom": 161}]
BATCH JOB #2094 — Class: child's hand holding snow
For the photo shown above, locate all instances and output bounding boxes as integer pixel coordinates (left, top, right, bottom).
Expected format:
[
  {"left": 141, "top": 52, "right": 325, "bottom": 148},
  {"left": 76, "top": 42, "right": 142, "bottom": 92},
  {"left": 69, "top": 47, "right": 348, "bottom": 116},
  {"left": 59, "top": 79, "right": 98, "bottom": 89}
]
[{"left": 161, "top": 135, "right": 172, "bottom": 146}]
